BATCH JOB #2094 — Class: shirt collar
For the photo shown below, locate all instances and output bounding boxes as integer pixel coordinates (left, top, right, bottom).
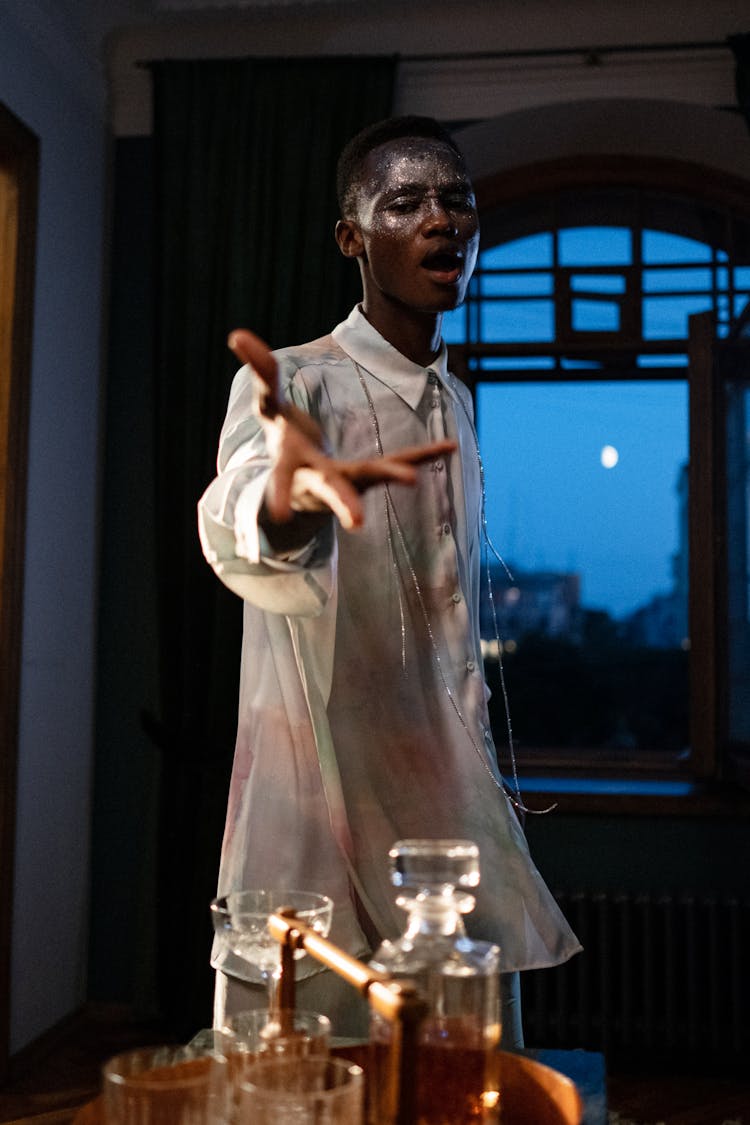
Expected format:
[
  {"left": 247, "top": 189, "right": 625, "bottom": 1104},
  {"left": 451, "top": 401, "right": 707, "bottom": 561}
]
[{"left": 332, "top": 305, "right": 454, "bottom": 411}]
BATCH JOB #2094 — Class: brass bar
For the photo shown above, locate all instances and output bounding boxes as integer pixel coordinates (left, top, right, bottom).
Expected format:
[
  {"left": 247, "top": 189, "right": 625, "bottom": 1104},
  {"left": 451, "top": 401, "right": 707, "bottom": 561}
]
[
  {"left": 268, "top": 911, "right": 429, "bottom": 1125},
  {"left": 269, "top": 912, "right": 393, "bottom": 997},
  {"left": 276, "top": 939, "right": 296, "bottom": 1032},
  {"left": 394, "top": 988, "right": 425, "bottom": 1125},
  {"left": 274, "top": 908, "right": 298, "bottom": 1032}
]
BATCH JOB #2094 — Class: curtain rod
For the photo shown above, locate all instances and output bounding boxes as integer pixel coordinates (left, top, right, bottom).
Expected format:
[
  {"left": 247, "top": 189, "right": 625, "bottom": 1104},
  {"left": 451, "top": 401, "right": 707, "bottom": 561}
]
[
  {"left": 400, "top": 39, "right": 731, "bottom": 64},
  {"left": 138, "top": 38, "right": 734, "bottom": 69}
]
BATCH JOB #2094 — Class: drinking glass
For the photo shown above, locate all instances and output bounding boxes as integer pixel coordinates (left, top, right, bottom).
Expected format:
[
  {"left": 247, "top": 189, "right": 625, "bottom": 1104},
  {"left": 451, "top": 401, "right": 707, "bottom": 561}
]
[
  {"left": 236, "top": 1056, "right": 364, "bottom": 1125},
  {"left": 210, "top": 889, "right": 333, "bottom": 1010},
  {"left": 102, "top": 1043, "right": 229, "bottom": 1125},
  {"left": 223, "top": 1008, "right": 331, "bottom": 1058}
]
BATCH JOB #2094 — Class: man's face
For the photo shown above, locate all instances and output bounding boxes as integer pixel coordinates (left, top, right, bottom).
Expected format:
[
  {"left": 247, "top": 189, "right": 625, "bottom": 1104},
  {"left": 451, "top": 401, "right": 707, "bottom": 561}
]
[{"left": 345, "top": 137, "right": 480, "bottom": 315}]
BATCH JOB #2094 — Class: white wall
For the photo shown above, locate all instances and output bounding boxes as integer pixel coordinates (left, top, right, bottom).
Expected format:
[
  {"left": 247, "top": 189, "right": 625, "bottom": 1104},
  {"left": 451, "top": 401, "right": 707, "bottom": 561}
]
[
  {"left": 0, "top": 1, "right": 108, "bottom": 1053},
  {"left": 457, "top": 97, "right": 750, "bottom": 186}
]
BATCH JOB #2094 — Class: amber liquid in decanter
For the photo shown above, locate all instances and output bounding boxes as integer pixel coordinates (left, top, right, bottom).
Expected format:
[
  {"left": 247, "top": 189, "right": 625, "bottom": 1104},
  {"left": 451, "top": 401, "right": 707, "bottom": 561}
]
[{"left": 367, "top": 840, "right": 502, "bottom": 1125}]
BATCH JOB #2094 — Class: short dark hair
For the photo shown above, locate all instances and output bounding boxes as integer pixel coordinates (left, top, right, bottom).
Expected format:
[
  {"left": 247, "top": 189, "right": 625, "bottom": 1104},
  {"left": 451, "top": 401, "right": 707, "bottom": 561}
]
[{"left": 336, "top": 115, "right": 466, "bottom": 217}]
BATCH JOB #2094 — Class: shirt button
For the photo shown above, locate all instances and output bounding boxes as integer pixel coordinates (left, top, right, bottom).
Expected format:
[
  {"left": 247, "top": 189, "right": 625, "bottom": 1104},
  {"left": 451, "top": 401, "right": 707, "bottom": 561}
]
[
  {"left": 466, "top": 660, "right": 476, "bottom": 672},
  {"left": 434, "top": 460, "right": 444, "bottom": 471},
  {"left": 442, "top": 523, "right": 451, "bottom": 536},
  {"left": 451, "top": 592, "right": 462, "bottom": 604}
]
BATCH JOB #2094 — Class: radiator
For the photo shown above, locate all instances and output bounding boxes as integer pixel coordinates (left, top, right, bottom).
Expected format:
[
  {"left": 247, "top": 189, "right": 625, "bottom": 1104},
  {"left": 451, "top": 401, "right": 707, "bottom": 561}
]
[{"left": 521, "top": 892, "right": 749, "bottom": 1063}]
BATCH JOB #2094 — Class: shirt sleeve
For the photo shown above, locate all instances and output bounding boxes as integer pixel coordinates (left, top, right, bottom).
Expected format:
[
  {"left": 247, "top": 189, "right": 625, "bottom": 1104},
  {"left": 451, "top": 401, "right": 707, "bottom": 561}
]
[{"left": 197, "top": 360, "right": 336, "bottom": 616}]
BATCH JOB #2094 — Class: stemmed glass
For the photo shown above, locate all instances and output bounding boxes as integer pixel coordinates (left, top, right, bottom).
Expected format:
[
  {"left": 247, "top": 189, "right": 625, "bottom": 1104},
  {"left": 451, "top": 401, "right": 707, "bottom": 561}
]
[{"left": 210, "top": 889, "right": 333, "bottom": 1012}]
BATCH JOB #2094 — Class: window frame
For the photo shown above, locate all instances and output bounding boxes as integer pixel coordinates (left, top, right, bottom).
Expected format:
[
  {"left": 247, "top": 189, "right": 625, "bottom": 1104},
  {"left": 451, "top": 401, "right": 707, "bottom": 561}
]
[
  {"left": 448, "top": 155, "right": 750, "bottom": 813},
  {"left": 0, "top": 100, "right": 38, "bottom": 1081}
]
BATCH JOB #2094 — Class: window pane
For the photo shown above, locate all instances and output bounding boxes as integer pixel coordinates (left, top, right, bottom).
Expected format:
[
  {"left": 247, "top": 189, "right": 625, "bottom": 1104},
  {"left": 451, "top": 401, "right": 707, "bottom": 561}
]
[
  {"left": 558, "top": 226, "right": 631, "bottom": 266},
  {"left": 643, "top": 294, "right": 713, "bottom": 339},
  {"left": 570, "top": 274, "right": 626, "bottom": 294},
  {"left": 442, "top": 305, "right": 468, "bottom": 343},
  {"left": 636, "top": 354, "right": 688, "bottom": 369},
  {"left": 478, "top": 356, "right": 556, "bottom": 371},
  {"left": 480, "top": 299, "right": 555, "bottom": 343},
  {"left": 480, "top": 272, "right": 553, "bottom": 297},
  {"left": 572, "top": 298, "right": 620, "bottom": 332},
  {"left": 735, "top": 294, "right": 750, "bottom": 321},
  {"left": 560, "top": 358, "right": 604, "bottom": 371},
  {"left": 481, "top": 233, "right": 552, "bottom": 269},
  {"left": 643, "top": 268, "right": 714, "bottom": 293},
  {"left": 477, "top": 380, "right": 689, "bottom": 752},
  {"left": 643, "top": 230, "right": 713, "bottom": 264},
  {"left": 726, "top": 381, "right": 750, "bottom": 743}
]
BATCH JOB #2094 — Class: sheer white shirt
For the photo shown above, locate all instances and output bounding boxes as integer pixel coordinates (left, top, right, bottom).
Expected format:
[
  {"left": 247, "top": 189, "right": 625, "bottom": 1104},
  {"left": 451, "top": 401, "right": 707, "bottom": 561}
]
[{"left": 198, "top": 306, "right": 581, "bottom": 981}]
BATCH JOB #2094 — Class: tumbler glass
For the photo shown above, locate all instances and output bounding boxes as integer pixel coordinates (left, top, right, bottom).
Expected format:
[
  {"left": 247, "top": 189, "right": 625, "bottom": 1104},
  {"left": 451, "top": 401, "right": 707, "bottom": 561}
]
[
  {"left": 102, "top": 1043, "right": 229, "bottom": 1125},
  {"left": 236, "top": 1055, "right": 364, "bottom": 1125}
]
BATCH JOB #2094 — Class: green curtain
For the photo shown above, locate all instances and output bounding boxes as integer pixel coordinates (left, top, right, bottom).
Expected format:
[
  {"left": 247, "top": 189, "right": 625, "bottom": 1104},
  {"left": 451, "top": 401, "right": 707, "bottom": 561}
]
[
  {"left": 729, "top": 32, "right": 750, "bottom": 137},
  {"left": 150, "top": 56, "right": 395, "bottom": 1034}
]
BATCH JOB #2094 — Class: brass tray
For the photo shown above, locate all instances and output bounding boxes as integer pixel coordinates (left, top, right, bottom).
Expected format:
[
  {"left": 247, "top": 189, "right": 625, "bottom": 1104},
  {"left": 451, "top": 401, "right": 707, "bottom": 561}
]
[{"left": 74, "top": 1046, "right": 582, "bottom": 1125}]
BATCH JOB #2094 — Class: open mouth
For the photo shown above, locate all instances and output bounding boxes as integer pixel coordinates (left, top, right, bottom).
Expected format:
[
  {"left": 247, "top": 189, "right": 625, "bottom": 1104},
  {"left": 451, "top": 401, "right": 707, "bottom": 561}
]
[{"left": 421, "top": 249, "right": 463, "bottom": 283}]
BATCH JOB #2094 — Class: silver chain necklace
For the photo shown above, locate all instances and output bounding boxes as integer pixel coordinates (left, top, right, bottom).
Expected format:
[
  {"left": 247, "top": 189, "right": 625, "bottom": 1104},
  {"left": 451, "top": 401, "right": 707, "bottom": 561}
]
[{"left": 353, "top": 362, "right": 552, "bottom": 816}]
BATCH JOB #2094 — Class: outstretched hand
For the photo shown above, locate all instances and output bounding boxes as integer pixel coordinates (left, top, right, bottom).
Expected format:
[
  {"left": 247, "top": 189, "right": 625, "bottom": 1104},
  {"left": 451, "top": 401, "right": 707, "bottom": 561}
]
[{"left": 228, "top": 329, "right": 456, "bottom": 531}]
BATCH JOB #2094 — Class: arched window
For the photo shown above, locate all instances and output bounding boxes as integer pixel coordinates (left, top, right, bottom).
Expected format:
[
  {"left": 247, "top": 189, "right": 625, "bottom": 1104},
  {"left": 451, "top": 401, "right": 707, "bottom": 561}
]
[{"left": 445, "top": 182, "right": 750, "bottom": 784}]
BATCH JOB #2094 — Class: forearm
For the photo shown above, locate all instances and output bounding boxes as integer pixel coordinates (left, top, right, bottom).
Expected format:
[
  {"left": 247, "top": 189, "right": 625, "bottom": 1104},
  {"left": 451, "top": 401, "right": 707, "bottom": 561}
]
[
  {"left": 198, "top": 362, "right": 335, "bottom": 612},
  {"left": 198, "top": 464, "right": 335, "bottom": 615},
  {"left": 259, "top": 501, "right": 330, "bottom": 557}
]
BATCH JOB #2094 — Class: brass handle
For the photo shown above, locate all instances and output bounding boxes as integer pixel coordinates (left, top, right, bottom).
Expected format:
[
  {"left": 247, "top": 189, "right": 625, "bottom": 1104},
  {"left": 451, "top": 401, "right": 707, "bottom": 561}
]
[{"left": 268, "top": 908, "right": 427, "bottom": 1125}]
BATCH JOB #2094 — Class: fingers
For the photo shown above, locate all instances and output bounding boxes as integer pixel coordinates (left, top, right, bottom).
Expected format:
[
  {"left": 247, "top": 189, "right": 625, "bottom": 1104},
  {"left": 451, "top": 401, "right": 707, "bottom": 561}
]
[
  {"left": 338, "top": 440, "right": 457, "bottom": 492},
  {"left": 264, "top": 454, "right": 296, "bottom": 523},
  {"left": 264, "top": 423, "right": 365, "bottom": 529},
  {"left": 227, "top": 328, "right": 280, "bottom": 416},
  {"left": 262, "top": 428, "right": 458, "bottom": 532},
  {"left": 292, "top": 468, "right": 364, "bottom": 531},
  {"left": 346, "top": 460, "right": 418, "bottom": 488},
  {"left": 388, "top": 439, "right": 458, "bottom": 465},
  {"left": 267, "top": 463, "right": 364, "bottom": 529}
]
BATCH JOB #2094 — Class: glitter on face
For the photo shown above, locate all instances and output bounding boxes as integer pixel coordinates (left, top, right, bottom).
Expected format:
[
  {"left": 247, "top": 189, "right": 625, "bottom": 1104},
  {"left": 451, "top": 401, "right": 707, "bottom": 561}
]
[
  {"left": 351, "top": 138, "right": 480, "bottom": 315},
  {"left": 356, "top": 139, "right": 478, "bottom": 234}
]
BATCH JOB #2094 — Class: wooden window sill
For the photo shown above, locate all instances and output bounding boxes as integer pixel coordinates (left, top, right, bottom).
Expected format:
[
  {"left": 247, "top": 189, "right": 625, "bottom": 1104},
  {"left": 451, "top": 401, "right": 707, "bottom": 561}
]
[{"left": 515, "top": 775, "right": 750, "bottom": 816}]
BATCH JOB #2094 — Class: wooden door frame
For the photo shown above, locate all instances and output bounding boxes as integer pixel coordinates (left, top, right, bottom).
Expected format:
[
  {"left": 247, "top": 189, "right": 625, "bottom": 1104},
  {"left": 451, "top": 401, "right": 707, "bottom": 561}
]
[{"left": 0, "top": 100, "right": 38, "bottom": 1080}]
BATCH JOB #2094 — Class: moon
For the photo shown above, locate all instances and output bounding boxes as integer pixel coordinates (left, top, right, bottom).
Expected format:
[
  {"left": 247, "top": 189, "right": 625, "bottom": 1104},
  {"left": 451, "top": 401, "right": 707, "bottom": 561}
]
[{"left": 600, "top": 444, "right": 619, "bottom": 469}]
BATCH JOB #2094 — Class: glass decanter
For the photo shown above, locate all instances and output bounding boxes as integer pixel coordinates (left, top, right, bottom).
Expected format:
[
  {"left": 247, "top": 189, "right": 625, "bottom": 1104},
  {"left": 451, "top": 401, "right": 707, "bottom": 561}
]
[{"left": 368, "top": 840, "right": 501, "bottom": 1125}]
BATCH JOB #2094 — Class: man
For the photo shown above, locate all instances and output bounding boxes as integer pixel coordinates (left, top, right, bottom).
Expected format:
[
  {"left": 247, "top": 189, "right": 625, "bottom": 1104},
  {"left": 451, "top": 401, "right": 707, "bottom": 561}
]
[{"left": 198, "top": 115, "right": 580, "bottom": 1041}]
